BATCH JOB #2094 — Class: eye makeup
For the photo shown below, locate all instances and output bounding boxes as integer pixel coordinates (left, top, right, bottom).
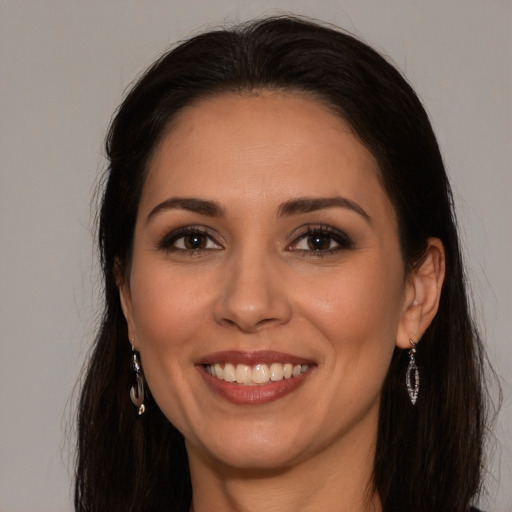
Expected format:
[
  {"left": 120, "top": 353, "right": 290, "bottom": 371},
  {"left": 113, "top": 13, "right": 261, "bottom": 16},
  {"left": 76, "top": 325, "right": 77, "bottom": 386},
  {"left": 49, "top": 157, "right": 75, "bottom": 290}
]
[
  {"left": 156, "top": 225, "right": 223, "bottom": 254},
  {"left": 287, "top": 224, "right": 354, "bottom": 256}
]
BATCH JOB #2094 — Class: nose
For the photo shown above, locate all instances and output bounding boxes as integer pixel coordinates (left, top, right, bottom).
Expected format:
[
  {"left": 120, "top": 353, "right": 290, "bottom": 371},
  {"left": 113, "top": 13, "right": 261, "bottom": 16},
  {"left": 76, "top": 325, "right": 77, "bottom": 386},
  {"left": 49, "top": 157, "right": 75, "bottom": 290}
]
[{"left": 213, "top": 250, "right": 292, "bottom": 333}]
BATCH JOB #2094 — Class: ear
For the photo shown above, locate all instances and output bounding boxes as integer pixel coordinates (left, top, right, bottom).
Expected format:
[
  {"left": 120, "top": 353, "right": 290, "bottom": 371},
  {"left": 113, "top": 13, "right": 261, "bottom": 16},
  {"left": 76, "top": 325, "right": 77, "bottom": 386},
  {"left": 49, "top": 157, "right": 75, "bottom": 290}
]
[
  {"left": 396, "top": 238, "right": 446, "bottom": 349},
  {"left": 115, "top": 258, "right": 138, "bottom": 349}
]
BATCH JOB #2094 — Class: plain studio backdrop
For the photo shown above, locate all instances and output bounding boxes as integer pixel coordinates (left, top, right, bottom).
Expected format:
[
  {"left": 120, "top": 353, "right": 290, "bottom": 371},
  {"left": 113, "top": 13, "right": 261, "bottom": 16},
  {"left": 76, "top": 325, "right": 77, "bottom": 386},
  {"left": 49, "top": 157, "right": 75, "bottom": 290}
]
[{"left": 0, "top": 1, "right": 510, "bottom": 511}]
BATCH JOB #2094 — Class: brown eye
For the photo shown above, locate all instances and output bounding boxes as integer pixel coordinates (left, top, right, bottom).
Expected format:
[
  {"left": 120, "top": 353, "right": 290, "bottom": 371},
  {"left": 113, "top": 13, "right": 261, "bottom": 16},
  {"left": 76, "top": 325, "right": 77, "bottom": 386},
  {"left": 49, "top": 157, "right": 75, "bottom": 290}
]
[
  {"left": 306, "top": 233, "right": 333, "bottom": 251},
  {"left": 290, "top": 225, "right": 353, "bottom": 255},
  {"left": 295, "top": 232, "right": 340, "bottom": 252},
  {"left": 183, "top": 233, "right": 208, "bottom": 250},
  {"left": 159, "top": 227, "right": 222, "bottom": 252}
]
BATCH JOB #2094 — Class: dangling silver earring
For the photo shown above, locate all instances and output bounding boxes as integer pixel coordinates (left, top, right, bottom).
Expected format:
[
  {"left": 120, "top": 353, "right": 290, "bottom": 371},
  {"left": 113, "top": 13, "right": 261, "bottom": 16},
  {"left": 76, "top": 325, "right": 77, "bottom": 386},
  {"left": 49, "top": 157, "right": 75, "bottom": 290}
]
[
  {"left": 406, "top": 339, "right": 419, "bottom": 405},
  {"left": 129, "top": 343, "right": 146, "bottom": 415}
]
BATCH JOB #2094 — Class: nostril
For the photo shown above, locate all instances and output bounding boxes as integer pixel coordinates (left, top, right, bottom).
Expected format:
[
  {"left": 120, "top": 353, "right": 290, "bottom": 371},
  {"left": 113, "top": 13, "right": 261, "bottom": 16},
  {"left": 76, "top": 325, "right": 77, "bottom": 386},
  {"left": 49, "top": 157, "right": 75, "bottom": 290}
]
[
  {"left": 219, "top": 315, "right": 283, "bottom": 332},
  {"left": 255, "top": 317, "right": 280, "bottom": 328}
]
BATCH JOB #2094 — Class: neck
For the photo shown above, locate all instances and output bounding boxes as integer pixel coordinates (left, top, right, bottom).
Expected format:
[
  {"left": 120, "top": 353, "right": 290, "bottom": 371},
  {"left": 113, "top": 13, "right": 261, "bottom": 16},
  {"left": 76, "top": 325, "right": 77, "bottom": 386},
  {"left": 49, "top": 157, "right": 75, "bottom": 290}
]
[{"left": 187, "top": 421, "right": 381, "bottom": 512}]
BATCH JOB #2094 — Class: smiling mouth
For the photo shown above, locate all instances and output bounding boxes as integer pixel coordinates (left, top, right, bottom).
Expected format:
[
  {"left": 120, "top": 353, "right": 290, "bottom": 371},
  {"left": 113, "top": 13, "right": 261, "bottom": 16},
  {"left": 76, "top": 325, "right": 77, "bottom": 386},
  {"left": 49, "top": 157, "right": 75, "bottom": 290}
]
[{"left": 205, "top": 362, "right": 310, "bottom": 385}]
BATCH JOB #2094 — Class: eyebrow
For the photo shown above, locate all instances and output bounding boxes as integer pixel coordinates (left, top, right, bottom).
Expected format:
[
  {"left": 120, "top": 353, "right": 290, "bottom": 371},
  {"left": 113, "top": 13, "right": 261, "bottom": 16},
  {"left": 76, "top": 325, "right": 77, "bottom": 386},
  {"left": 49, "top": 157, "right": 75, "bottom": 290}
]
[
  {"left": 277, "top": 196, "right": 372, "bottom": 224},
  {"left": 146, "top": 195, "right": 372, "bottom": 225},
  {"left": 146, "top": 197, "right": 224, "bottom": 223}
]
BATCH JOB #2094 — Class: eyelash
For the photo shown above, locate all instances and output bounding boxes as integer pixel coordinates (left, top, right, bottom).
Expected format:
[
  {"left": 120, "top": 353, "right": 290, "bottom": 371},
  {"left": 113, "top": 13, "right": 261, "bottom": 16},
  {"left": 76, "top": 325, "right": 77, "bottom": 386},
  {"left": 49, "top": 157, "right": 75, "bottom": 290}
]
[
  {"left": 157, "top": 226, "right": 221, "bottom": 254},
  {"left": 289, "top": 224, "right": 353, "bottom": 256},
  {"left": 157, "top": 224, "right": 353, "bottom": 256}
]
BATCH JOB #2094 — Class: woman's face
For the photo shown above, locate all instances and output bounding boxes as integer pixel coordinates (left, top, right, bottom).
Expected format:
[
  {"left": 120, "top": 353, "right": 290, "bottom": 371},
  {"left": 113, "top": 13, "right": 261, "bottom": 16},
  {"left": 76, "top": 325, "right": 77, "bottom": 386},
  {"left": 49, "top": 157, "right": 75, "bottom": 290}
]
[{"left": 120, "top": 92, "right": 415, "bottom": 471}]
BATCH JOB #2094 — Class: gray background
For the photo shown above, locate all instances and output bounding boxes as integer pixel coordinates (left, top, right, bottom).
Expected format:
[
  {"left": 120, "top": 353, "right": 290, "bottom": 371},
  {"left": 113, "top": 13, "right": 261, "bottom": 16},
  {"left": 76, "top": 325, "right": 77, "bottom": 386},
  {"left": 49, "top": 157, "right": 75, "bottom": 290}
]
[{"left": 1, "top": 1, "right": 510, "bottom": 511}]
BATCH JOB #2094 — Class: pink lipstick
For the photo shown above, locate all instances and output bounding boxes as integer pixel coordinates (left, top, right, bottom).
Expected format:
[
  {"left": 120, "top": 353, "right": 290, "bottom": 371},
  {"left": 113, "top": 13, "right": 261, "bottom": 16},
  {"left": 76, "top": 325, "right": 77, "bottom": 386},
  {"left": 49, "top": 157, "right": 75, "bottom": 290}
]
[{"left": 196, "top": 350, "right": 315, "bottom": 405}]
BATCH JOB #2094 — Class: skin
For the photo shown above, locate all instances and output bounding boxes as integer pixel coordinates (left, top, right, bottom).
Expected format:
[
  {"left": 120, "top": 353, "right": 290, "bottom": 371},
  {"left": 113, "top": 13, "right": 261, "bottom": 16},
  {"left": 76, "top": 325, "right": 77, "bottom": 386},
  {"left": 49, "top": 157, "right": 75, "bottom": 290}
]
[{"left": 119, "top": 92, "right": 445, "bottom": 512}]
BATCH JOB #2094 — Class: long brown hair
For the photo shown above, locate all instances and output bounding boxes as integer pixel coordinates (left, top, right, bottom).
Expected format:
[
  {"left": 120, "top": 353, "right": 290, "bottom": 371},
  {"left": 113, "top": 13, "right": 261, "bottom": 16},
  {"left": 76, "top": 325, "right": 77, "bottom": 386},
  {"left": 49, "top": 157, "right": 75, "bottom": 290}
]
[{"left": 76, "top": 16, "right": 492, "bottom": 512}]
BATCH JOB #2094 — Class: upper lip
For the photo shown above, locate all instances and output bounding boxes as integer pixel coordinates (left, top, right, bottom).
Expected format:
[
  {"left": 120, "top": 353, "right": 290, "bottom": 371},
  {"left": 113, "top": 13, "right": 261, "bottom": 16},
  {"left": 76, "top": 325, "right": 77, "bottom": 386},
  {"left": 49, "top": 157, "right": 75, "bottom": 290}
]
[{"left": 195, "top": 350, "right": 315, "bottom": 366}]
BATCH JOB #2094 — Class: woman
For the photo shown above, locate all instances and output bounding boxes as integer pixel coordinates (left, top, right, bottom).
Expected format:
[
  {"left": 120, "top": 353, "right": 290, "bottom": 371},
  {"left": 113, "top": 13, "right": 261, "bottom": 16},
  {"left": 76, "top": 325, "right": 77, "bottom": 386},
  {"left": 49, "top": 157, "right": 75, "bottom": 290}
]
[{"left": 75, "top": 16, "right": 490, "bottom": 512}]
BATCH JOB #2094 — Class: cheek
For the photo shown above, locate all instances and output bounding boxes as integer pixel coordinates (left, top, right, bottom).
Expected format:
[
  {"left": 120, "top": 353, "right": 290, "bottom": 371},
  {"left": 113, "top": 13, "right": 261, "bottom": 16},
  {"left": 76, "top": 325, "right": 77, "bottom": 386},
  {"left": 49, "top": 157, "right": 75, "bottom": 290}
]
[
  {"left": 304, "top": 261, "right": 403, "bottom": 328},
  {"left": 295, "top": 257, "right": 404, "bottom": 371},
  {"left": 128, "top": 264, "right": 209, "bottom": 428},
  {"left": 130, "top": 257, "right": 208, "bottom": 338},
  {"left": 128, "top": 261, "right": 209, "bottom": 380}
]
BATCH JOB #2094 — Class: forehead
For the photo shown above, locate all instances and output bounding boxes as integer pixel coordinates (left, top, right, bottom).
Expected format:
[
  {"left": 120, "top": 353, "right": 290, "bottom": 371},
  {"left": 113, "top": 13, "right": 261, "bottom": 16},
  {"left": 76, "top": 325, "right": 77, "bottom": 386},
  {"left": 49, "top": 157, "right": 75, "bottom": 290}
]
[{"left": 141, "top": 91, "right": 394, "bottom": 221}]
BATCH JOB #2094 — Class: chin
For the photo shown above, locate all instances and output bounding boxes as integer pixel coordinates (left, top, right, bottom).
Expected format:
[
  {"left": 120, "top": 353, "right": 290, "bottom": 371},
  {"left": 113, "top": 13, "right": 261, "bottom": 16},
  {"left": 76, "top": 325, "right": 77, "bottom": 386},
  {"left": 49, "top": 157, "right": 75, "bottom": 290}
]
[
  {"left": 194, "top": 444, "right": 306, "bottom": 473},
  {"left": 186, "top": 422, "right": 314, "bottom": 472}
]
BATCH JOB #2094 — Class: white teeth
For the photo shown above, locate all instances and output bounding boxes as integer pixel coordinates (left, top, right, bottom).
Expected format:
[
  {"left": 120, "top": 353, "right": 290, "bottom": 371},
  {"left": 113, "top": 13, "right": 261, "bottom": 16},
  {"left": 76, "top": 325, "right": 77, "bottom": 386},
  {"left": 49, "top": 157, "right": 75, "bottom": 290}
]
[
  {"left": 223, "top": 363, "right": 236, "bottom": 382},
  {"left": 235, "top": 364, "right": 252, "bottom": 384},
  {"left": 252, "top": 364, "right": 270, "bottom": 383},
  {"left": 206, "top": 362, "right": 310, "bottom": 384},
  {"left": 269, "top": 362, "right": 283, "bottom": 381}
]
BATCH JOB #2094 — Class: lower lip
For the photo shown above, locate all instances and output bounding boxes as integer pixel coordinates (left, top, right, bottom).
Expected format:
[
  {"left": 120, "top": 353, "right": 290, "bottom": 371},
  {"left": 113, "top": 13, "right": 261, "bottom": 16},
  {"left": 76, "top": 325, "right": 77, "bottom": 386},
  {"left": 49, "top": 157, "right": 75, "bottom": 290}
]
[{"left": 198, "top": 367, "right": 310, "bottom": 405}]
